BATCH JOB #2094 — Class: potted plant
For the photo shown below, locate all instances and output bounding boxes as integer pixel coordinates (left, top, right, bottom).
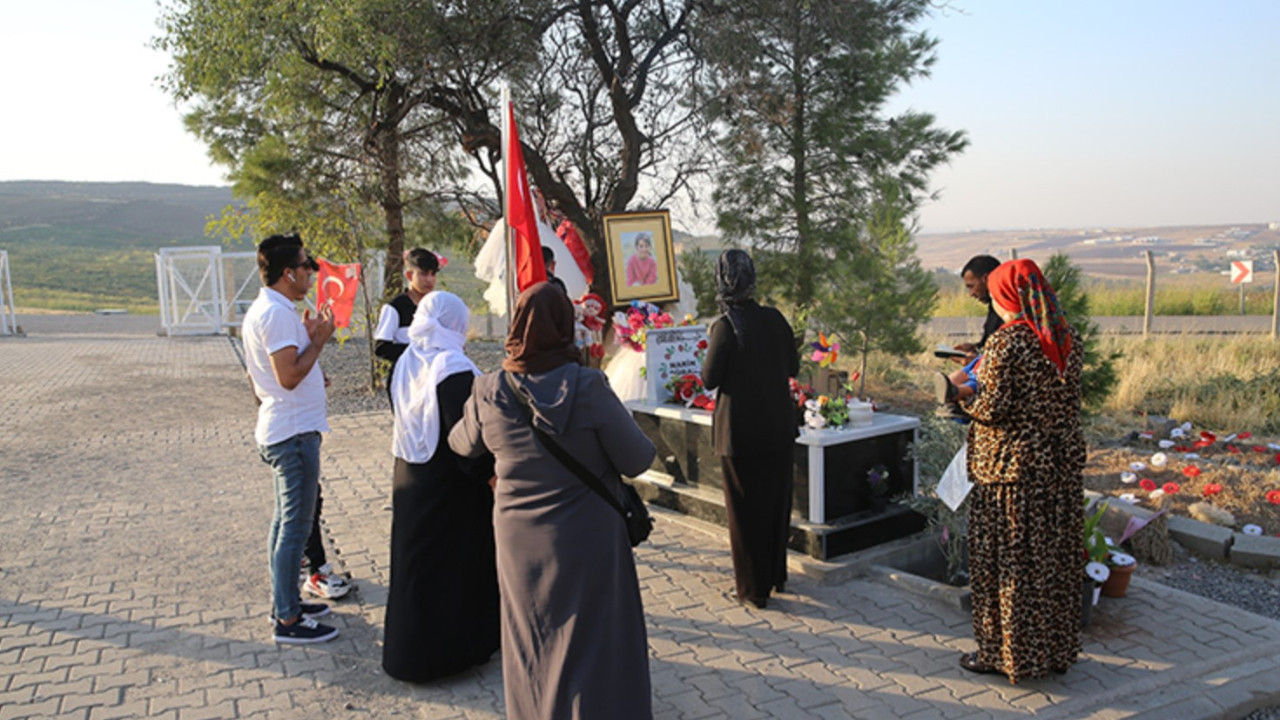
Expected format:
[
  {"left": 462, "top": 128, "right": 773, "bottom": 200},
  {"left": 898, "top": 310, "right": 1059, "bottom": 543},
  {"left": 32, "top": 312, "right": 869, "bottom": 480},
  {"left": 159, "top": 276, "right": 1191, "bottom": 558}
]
[
  {"left": 867, "top": 465, "right": 892, "bottom": 513},
  {"left": 1082, "top": 500, "right": 1112, "bottom": 628}
]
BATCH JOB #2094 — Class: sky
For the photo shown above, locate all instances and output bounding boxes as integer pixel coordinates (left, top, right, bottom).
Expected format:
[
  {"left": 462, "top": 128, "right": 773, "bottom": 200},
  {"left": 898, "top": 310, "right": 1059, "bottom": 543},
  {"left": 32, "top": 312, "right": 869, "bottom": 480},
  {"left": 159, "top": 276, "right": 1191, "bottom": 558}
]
[{"left": 1, "top": 0, "right": 1277, "bottom": 233}]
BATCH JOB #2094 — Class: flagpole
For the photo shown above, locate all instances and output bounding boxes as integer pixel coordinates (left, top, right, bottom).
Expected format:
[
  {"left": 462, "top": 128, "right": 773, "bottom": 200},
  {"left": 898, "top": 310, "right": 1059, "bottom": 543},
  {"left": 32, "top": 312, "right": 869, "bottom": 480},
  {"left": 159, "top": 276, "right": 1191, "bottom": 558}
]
[{"left": 501, "top": 85, "right": 516, "bottom": 322}]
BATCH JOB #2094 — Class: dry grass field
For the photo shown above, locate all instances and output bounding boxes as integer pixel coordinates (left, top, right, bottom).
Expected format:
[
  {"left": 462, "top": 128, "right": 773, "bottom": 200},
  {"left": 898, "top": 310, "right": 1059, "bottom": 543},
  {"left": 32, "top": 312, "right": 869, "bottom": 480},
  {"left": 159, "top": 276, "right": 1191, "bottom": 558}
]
[{"left": 848, "top": 332, "right": 1280, "bottom": 536}]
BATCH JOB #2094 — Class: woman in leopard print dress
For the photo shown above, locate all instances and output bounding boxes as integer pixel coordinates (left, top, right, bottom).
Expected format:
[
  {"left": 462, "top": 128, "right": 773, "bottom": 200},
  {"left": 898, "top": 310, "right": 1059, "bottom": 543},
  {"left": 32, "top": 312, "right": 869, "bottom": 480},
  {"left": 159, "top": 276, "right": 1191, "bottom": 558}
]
[{"left": 959, "top": 258, "right": 1085, "bottom": 683}]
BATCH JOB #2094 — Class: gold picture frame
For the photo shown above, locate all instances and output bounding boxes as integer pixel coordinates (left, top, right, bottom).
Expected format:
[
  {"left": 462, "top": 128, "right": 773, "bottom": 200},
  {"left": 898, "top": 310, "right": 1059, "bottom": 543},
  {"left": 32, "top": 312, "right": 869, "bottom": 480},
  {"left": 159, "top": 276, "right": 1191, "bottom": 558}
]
[{"left": 602, "top": 210, "right": 679, "bottom": 305}]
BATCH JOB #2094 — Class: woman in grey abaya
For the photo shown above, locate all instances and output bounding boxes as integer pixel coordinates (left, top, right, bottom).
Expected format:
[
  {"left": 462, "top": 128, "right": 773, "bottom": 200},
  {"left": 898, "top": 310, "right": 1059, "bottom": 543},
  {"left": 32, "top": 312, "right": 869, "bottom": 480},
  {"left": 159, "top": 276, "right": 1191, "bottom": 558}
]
[{"left": 449, "top": 282, "right": 656, "bottom": 720}]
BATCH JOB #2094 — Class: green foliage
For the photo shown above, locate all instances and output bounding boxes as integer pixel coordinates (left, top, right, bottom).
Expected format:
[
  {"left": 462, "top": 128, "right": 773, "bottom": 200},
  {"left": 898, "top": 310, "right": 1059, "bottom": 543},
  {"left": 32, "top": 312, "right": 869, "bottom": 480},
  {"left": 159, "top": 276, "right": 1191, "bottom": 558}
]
[
  {"left": 1042, "top": 253, "right": 1120, "bottom": 410},
  {"left": 1083, "top": 499, "right": 1111, "bottom": 564},
  {"left": 701, "top": 0, "right": 966, "bottom": 323},
  {"left": 903, "top": 413, "right": 970, "bottom": 585},
  {"left": 810, "top": 182, "right": 938, "bottom": 396},
  {"left": 937, "top": 275, "right": 1279, "bottom": 317},
  {"left": 677, "top": 248, "right": 718, "bottom": 320}
]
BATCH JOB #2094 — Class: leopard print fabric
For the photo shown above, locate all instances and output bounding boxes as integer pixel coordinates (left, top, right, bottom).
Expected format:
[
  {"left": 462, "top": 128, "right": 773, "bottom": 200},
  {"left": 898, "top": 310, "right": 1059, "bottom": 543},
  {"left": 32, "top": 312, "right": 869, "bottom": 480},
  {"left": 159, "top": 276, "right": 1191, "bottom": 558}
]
[{"left": 962, "top": 323, "right": 1085, "bottom": 683}]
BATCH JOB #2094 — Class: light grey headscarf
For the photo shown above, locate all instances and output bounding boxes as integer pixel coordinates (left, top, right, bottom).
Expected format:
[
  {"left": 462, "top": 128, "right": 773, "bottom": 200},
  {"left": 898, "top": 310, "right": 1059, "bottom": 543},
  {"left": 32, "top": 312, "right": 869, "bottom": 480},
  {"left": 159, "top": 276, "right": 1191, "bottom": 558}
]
[{"left": 714, "top": 249, "right": 757, "bottom": 350}]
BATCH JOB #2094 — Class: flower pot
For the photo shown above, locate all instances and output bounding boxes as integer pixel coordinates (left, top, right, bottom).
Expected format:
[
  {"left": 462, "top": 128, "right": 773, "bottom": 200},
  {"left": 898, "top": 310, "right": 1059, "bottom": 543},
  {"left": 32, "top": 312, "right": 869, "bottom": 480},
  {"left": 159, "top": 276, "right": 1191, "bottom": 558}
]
[
  {"left": 869, "top": 496, "right": 888, "bottom": 514},
  {"left": 1101, "top": 562, "right": 1137, "bottom": 598}
]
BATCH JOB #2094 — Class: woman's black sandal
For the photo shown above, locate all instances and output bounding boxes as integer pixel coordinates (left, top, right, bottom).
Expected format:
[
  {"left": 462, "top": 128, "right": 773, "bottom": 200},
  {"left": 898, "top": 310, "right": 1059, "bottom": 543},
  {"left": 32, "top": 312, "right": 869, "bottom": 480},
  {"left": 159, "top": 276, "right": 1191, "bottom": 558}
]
[{"left": 958, "top": 652, "right": 1003, "bottom": 675}]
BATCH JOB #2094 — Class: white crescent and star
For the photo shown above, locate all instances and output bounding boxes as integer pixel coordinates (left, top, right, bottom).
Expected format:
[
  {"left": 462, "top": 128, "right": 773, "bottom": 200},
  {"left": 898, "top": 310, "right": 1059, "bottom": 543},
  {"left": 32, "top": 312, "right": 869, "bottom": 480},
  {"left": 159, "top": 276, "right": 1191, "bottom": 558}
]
[{"left": 322, "top": 275, "right": 346, "bottom": 299}]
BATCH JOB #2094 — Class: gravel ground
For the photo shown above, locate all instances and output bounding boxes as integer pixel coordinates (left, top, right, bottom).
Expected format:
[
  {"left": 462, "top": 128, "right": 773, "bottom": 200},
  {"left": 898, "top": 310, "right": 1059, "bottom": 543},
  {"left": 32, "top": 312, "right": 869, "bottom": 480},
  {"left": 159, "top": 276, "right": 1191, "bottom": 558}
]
[{"left": 290, "top": 335, "right": 1280, "bottom": 719}]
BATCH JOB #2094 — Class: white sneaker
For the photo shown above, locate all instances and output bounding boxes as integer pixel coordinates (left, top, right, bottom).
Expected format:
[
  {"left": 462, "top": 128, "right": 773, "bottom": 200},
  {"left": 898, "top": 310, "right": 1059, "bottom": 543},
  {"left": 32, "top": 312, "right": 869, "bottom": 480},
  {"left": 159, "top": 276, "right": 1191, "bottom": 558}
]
[{"left": 303, "top": 563, "right": 351, "bottom": 599}]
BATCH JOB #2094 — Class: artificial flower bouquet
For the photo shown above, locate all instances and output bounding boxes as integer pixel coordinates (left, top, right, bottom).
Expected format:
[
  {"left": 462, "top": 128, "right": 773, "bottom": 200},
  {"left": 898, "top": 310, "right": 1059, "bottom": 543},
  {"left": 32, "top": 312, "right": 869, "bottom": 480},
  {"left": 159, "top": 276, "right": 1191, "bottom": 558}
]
[
  {"left": 612, "top": 301, "right": 677, "bottom": 353},
  {"left": 867, "top": 465, "right": 891, "bottom": 497},
  {"left": 664, "top": 373, "right": 715, "bottom": 411},
  {"left": 1082, "top": 500, "right": 1137, "bottom": 589},
  {"left": 800, "top": 384, "right": 874, "bottom": 430}
]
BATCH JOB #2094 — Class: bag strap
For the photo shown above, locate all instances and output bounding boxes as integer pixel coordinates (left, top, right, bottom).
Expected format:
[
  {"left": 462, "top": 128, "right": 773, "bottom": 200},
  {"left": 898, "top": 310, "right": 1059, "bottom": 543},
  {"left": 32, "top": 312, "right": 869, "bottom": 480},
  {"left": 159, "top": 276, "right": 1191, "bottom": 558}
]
[{"left": 503, "top": 371, "right": 627, "bottom": 518}]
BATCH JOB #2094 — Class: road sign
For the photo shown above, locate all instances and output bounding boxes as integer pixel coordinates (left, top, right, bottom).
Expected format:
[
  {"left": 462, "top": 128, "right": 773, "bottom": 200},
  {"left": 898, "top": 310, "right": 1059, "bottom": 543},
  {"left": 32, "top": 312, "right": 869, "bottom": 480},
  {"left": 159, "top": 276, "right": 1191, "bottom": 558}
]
[{"left": 1231, "top": 260, "right": 1253, "bottom": 284}]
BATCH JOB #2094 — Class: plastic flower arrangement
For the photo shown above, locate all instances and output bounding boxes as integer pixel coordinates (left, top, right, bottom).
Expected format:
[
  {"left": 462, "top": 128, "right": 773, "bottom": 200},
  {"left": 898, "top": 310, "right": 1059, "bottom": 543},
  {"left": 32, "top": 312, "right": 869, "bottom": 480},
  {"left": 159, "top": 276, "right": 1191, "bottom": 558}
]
[
  {"left": 789, "top": 378, "right": 817, "bottom": 409},
  {"left": 612, "top": 301, "right": 676, "bottom": 353},
  {"left": 866, "top": 465, "right": 891, "bottom": 497},
  {"left": 1083, "top": 500, "right": 1113, "bottom": 584},
  {"left": 804, "top": 393, "right": 851, "bottom": 429},
  {"left": 664, "top": 373, "right": 715, "bottom": 410}
]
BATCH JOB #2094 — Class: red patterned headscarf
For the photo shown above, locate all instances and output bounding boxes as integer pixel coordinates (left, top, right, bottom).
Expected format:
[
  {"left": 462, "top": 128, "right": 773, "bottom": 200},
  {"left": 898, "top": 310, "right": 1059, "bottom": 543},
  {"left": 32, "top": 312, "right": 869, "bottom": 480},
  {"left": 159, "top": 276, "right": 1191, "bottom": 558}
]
[{"left": 987, "top": 259, "right": 1072, "bottom": 375}]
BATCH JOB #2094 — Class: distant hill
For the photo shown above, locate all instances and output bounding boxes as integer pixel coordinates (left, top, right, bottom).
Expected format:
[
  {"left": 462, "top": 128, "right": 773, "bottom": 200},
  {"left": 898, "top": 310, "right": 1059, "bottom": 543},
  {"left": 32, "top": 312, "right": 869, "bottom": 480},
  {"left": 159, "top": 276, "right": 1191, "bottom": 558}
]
[
  {"left": 0, "top": 181, "right": 239, "bottom": 312},
  {"left": 0, "top": 181, "right": 236, "bottom": 248},
  {"left": 916, "top": 223, "right": 1280, "bottom": 280}
]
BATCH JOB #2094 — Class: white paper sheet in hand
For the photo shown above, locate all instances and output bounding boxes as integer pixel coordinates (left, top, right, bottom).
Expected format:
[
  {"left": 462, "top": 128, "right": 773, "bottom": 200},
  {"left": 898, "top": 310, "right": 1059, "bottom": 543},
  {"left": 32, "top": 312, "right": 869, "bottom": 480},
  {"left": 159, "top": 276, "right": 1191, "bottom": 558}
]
[{"left": 936, "top": 443, "right": 973, "bottom": 512}]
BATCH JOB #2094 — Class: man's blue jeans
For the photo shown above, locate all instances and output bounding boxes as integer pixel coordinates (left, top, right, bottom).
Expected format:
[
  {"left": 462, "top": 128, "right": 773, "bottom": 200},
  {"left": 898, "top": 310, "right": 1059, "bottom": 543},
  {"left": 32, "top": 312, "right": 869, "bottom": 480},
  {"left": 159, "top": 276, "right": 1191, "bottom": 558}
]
[{"left": 259, "top": 431, "right": 321, "bottom": 622}]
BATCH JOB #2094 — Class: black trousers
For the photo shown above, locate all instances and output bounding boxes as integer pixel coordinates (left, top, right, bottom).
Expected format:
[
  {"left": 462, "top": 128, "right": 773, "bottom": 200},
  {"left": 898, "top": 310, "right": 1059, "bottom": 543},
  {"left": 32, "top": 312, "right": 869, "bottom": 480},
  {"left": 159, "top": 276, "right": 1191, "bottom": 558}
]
[
  {"left": 720, "top": 452, "right": 794, "bottom": 604},
  {"left": 303, "top": 488, "right": 326, "bottom": 571}
]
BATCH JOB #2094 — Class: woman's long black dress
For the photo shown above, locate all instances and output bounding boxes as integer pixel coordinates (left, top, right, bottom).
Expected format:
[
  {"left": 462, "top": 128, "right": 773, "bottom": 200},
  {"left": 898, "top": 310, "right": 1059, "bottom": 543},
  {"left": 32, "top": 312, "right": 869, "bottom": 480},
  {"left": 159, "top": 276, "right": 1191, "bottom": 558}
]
[
  {"left": 701, "top": 304, "right": 799, "bottom": 607},
  {"left": 382, "top": 371, "right": 499, "bottom": 682}
]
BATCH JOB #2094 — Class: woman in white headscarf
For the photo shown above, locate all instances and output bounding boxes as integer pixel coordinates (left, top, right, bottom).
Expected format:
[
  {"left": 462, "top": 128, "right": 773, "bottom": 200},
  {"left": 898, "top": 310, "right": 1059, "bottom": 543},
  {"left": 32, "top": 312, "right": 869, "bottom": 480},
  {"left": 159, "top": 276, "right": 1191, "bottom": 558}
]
[{"left": 382, "top": 292, "right": 499, "bottom": 682}]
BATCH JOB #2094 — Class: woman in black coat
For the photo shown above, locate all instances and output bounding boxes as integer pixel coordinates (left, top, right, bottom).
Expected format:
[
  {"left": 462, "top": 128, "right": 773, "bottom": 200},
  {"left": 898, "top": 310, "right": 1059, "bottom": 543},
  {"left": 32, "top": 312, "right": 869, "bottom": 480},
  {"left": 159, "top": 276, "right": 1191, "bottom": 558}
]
[{"left": 701, "top": 249, "right": 799, "bottom": 609}]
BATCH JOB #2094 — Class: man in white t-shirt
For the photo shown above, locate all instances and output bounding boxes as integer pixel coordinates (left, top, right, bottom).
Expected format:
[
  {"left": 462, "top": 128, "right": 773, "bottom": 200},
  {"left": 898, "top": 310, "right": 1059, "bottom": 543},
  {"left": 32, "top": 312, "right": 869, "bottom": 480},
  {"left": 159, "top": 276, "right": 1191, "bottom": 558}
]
[{"left": 242, "top": 233, "right": 339, "bottom": 644}]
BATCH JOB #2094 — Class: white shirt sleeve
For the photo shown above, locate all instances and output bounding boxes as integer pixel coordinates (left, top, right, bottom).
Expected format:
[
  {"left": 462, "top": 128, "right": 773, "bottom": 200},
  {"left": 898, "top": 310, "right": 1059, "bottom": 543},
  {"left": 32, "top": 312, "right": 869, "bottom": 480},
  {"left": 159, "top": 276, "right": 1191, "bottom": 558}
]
[
  {"left": 373, "top": 304, "right": 400, "bottom": 342},
  {"left": 263, "top": 304, "right": 304, "bottom": 355}
]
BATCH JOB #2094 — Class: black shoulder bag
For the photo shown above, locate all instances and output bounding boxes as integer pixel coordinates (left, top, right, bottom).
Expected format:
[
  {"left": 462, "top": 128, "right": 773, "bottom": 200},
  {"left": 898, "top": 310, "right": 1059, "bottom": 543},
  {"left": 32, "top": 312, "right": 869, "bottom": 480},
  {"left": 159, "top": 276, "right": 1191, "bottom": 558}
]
[{"left": 503, "top": 372, "right": 653, "bottom": 546}]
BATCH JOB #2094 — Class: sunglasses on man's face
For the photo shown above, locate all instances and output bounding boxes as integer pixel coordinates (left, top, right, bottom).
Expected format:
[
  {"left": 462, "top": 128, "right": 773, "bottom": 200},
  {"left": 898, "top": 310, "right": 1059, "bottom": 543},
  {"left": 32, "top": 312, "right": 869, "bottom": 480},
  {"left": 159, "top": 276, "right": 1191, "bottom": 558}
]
[{"left": 294, "top": 253, "right": 319, "bottom": 271}]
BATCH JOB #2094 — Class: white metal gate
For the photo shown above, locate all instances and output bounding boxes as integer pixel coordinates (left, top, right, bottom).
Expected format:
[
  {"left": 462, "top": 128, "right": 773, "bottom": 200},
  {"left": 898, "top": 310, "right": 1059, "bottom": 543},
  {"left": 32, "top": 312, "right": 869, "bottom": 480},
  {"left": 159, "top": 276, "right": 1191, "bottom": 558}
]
[
  {"left": 0, "top": 250, "right": 17, "bottom": 336},
  {"left": 155, "top": 246, "right": 224, "bottom": 335},
  {"left": 156, "top": 246, "right": 387, "bottom": 336}
]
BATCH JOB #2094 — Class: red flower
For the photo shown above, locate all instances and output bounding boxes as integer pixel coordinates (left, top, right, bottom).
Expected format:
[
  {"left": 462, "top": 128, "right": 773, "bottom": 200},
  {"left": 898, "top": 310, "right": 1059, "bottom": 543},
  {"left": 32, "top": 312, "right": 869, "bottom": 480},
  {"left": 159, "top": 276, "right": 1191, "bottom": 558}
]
[
  {"left": 1183, "top": 466, "right": 1202, "bottom": 478},
  {"left": 1254, "top": 445, "right": 1267, "bottom": 453},
  {"left": 1200, "top": 431, "right": 1216, "bottom": 443},
  {"left": 1193, "top": 440, "right": 1212, "bottom": 449},
  {"left": 1162, "top": 482, "right": 1181, "bottom": 494},
  {"left": 1175, "top": 445, "right": 1194, "bottom": 453},
  {"left": 1139, "top": 478, "right": 1157, "bottom": 491},
  {"left": 697, "top": 339, "right": 708, "bottom": 350},
  {"left": 691, "top": 395, "right": 715, "bottom": 411},
  {"left": 1267, "top": 490, "right": 1280, "bottom": 505},
  {"left": 1227, "top": 444, "right": 1240, "bottom": 454},
  {"left": 1202, "top": 483, "right": 1223, "bottom": 497},
  {"left": 589, "top": 344, "right": 605, "bottom": 359},
  {"left": 1239, "top": 432, "right": 1253, "bottom": 439},
  {"left": 1275, "top": 453, "right": 1280, "bottom": 464}
]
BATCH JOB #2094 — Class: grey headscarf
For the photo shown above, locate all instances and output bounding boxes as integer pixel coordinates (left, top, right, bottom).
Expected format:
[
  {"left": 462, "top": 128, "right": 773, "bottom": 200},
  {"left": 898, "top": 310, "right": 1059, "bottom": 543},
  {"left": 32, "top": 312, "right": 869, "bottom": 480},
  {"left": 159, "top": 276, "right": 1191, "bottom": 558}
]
[{"left": 714, "top": 249, "right": 757, "bottom": 350}]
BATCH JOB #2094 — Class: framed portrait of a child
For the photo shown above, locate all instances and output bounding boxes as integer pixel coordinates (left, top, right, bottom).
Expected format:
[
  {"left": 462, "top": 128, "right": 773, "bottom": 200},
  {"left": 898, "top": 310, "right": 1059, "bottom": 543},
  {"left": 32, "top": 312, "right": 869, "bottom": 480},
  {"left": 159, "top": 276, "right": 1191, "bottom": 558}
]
[{"left": 602, "top": 210, "right": 679, "bottom": 305}]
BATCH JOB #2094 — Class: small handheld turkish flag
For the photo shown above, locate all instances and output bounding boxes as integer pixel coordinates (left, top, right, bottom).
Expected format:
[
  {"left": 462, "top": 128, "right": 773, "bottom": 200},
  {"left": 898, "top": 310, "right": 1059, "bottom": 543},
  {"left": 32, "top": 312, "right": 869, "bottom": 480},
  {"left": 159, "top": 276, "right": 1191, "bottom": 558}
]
[{"left": 316, "top": 258, "right": 361, "bottom": 328}]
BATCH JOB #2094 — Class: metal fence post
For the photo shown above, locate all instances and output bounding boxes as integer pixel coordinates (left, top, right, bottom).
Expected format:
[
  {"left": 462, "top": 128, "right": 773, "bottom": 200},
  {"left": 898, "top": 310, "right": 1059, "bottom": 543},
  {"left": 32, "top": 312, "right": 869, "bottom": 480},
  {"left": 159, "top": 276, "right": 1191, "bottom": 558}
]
[{"left": 1143, "top": 251, "right": 1155, "bottom": 338}]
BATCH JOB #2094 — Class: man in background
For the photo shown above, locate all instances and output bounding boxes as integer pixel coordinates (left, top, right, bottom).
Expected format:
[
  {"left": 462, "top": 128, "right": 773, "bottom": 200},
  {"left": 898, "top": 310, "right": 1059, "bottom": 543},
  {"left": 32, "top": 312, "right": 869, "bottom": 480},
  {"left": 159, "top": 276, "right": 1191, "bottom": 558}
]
[
  {"left": 935, "top": 255, "right": 1003, "bottom": 416},
  {"left": 242, "top": 233, "right": 340, "bottom": 644},
  {"left": 543, "top": 246, "right": 568, "bottom": 295}
]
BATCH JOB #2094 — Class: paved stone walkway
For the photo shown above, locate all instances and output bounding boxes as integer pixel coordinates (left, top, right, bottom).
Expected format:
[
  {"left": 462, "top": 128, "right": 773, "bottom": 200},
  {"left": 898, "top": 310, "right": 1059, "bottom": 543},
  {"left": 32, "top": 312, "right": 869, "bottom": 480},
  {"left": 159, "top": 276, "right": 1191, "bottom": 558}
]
[{"left": 4, "top": 315, "right": 1280, "bottom": 719}]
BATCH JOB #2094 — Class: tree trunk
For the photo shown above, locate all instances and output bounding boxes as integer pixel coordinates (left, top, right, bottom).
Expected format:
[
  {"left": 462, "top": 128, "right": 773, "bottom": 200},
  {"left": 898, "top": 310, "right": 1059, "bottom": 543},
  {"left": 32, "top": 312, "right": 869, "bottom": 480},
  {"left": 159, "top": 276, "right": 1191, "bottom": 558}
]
[
  {"left": 859, "top": 330, "right": 869, "bottom": 399},
  {"left": 377, "top": 128, "right": 406, "bottom": 299}
]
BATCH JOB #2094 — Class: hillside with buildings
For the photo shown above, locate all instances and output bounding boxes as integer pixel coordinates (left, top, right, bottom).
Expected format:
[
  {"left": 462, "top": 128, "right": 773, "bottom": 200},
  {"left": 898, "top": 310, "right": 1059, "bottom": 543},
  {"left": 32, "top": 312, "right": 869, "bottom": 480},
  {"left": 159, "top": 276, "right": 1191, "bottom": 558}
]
[{"left": 916, "top": 223, "right": 1280, "bottom": 279}]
